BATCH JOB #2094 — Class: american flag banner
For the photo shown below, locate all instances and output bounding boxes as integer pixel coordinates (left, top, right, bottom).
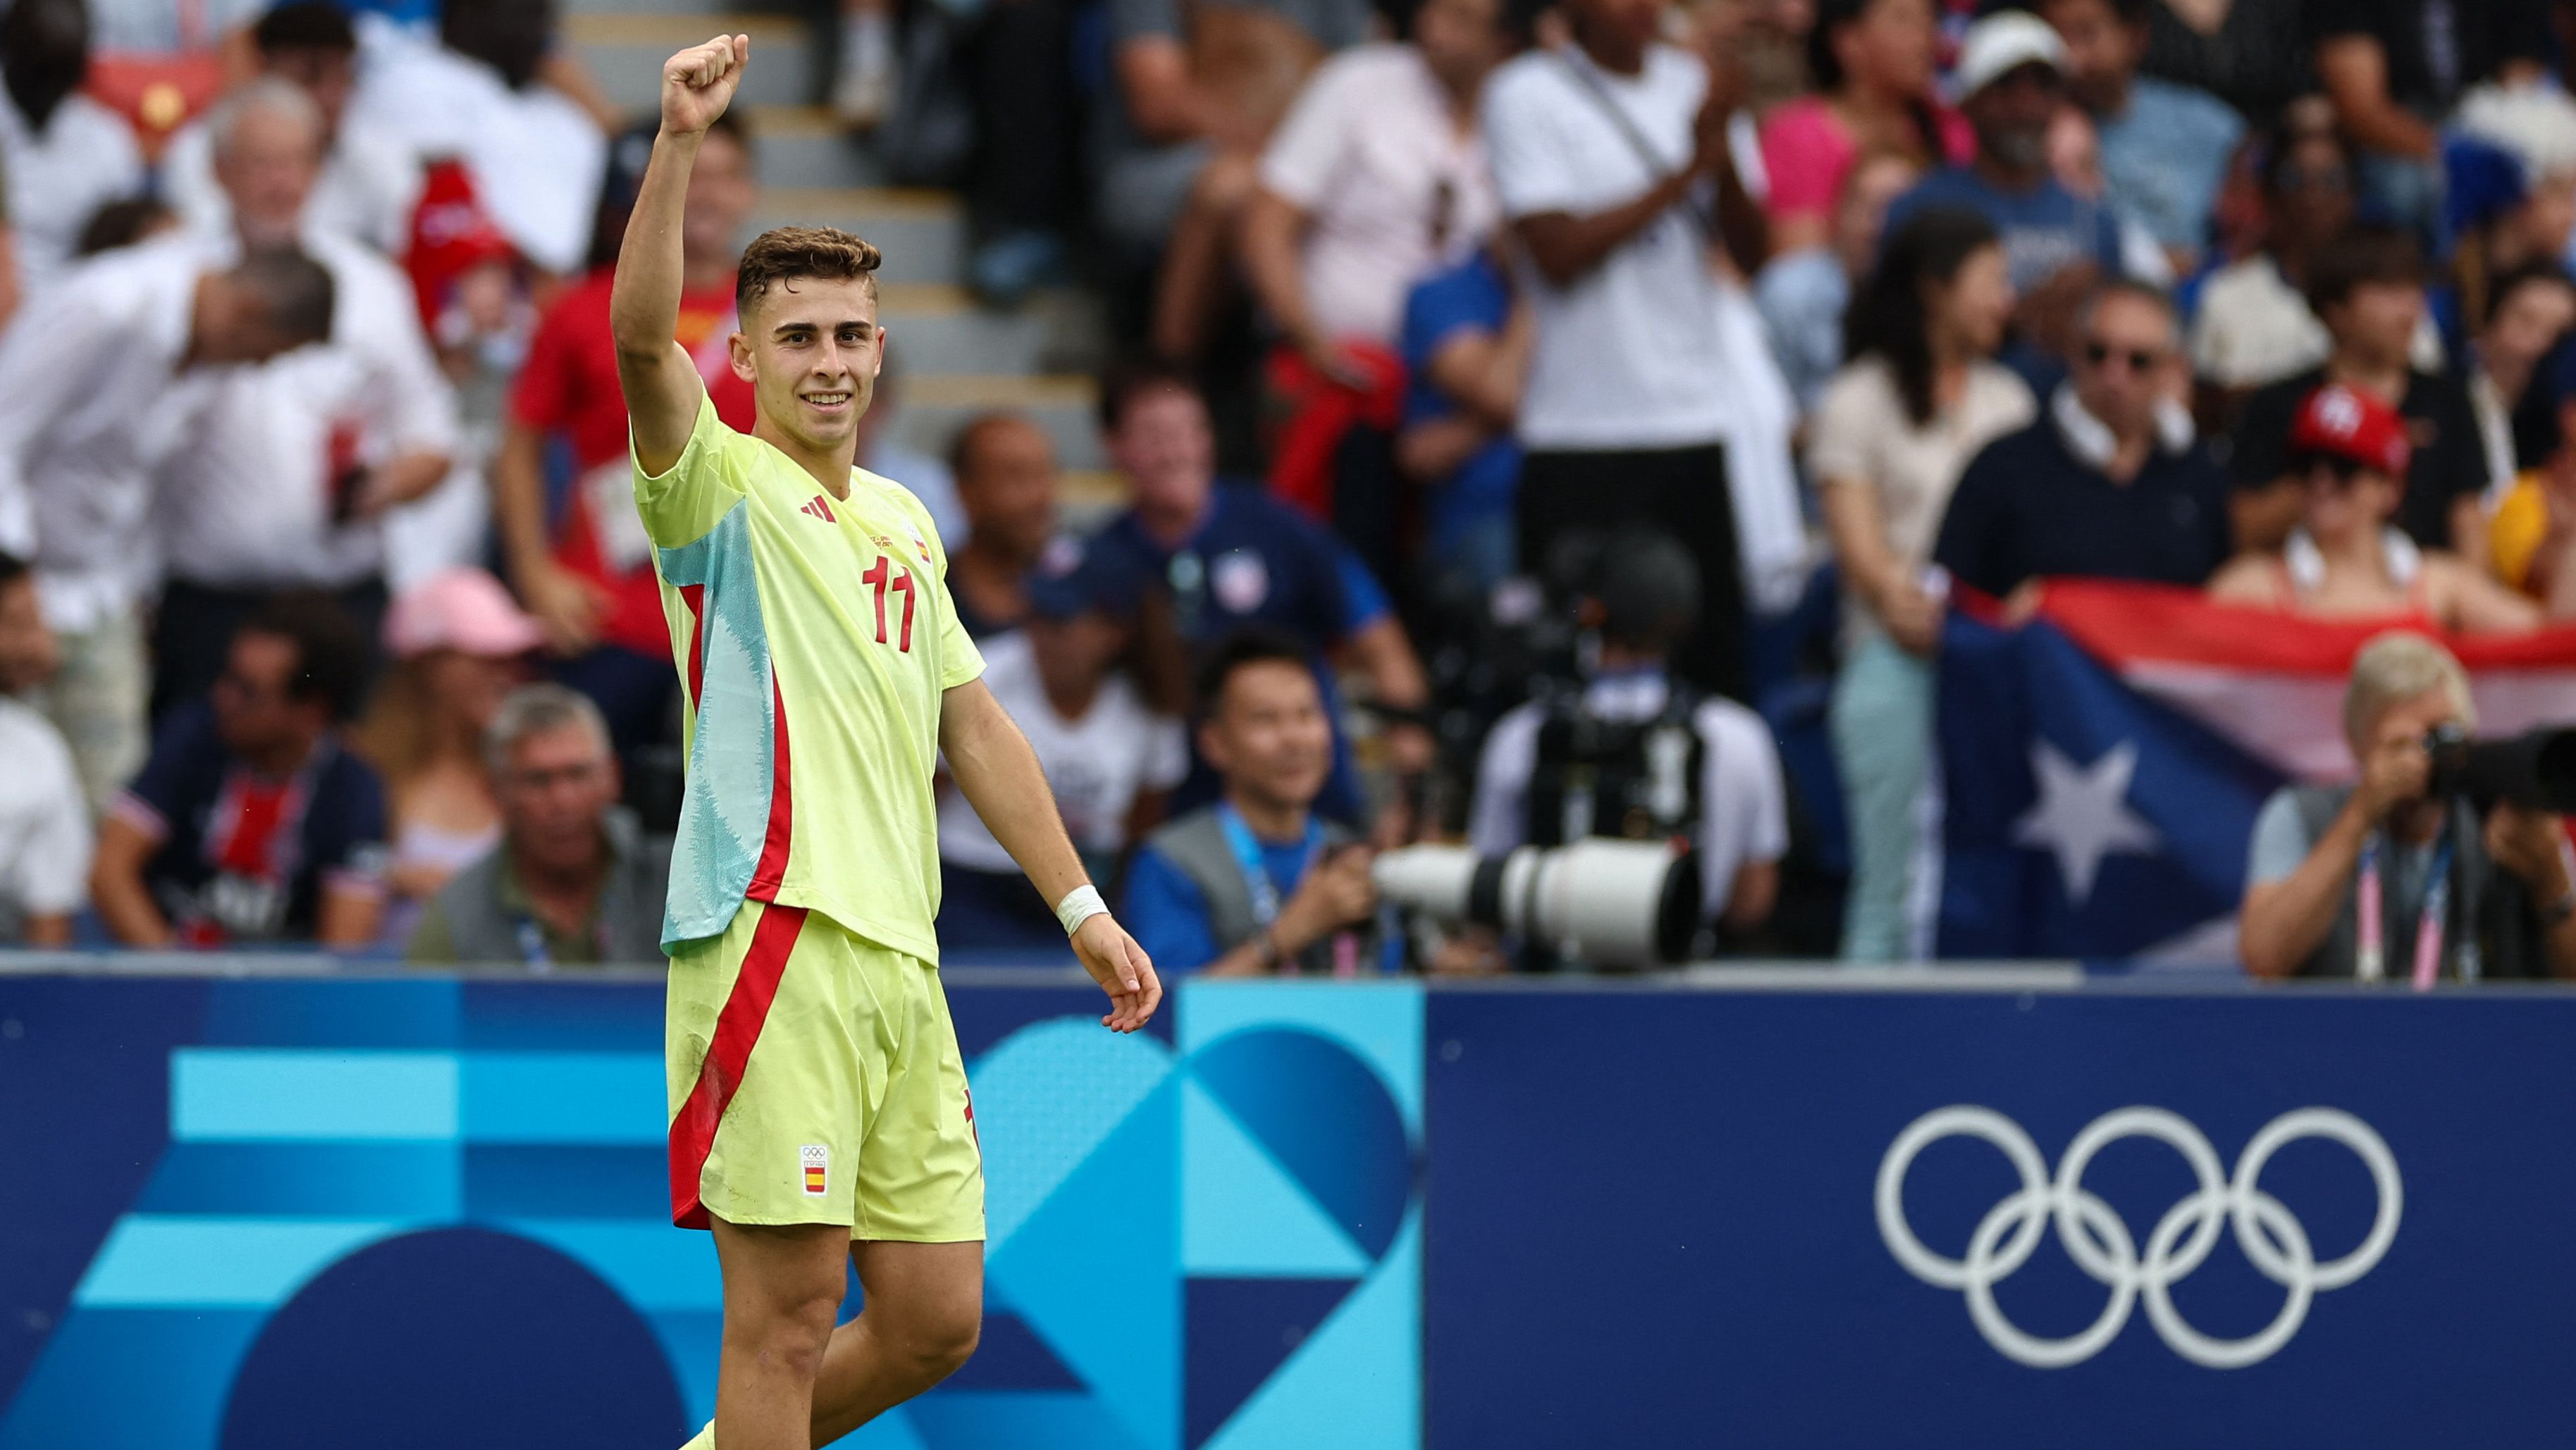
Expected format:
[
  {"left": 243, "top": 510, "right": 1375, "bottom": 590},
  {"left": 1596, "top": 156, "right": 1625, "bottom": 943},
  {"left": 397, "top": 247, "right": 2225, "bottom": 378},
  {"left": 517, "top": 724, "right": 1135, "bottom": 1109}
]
[{"left": 1933, "top": 581, "right": 2576, "bottom": 965}]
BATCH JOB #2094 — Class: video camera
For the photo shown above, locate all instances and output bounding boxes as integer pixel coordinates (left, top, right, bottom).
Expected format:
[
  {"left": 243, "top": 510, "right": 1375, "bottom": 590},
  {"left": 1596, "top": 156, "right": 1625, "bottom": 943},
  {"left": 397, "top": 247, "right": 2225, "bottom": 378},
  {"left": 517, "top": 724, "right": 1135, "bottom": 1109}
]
[
  {"left": 1371, "top": 838, "right": 1702, "bottom": 970},
  {"left": 2424, "top": 725, "right": 2576, "bottom": 812}
]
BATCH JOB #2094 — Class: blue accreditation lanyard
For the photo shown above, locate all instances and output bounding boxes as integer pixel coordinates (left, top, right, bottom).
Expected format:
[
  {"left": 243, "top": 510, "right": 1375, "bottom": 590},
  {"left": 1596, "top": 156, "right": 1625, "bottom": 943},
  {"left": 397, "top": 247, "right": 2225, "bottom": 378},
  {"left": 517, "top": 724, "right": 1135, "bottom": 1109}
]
[
  {"left": 1216, "top": 803, "right": 1324, "bottom": 931},
  {"left": 2357, "top": 830, "right": 2456, "bottom": 989}
]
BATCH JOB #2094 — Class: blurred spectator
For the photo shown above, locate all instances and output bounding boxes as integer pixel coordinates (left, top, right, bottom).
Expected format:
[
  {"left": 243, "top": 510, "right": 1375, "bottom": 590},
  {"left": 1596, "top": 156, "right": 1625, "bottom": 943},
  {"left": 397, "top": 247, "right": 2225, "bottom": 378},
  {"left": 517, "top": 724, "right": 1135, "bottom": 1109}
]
[
  {"left": 407, "top": 683, "right": 669, "bottom": 966},
  {"left": 1811, "top": 206, "right": 2033, "bottom": 958},
  {"left": 2241, "top": 631, "right": 2576, "bottom": 980},
  {"left": 1100, "top": 0, "right": 1369, "bottom": 358},
  {"left": 0, "top": 552, "right": 87, "bottom": 946},
  {"left": 1469, "top": 528, "right": 1786, "bottom": 939},
  {"left": 1759, "top": 0, "right": 1967, "bottom": 256},
  {"left": 853, "top": 354, "right": 963, "bottom": 545},
  {"left": 2443, "top": 84, "right": 2576, "bottom": 347},
  {"left": 1935, "top": 280, "right": 2231, "bottom": 600},
  {"left": 2229, "top": 225, "right": 2489, "bottom": 559},
  {"left": 0, "top": 241, "right": 335, "bottom": 810},
  {"left": 1481, "top": 0, "right": 1765, "bottom": 697},
  {"left": 2486, "top": 412, "right": 2576, "bottom": 614},
  {"left": 943, "top": 412, "right": 1061, "bottom": 640},
  {"left": 1123, "top": 629, "right": 1382, "bottom": 975},
  {"left": 1087, "top": 357, "right": 1434, "bottom": 813},
  {"left": 2131, "top": 0, "right": 2304, "bottom": 126},
  {"left": 350, "top": 0, "right": 606, "bottom": 276},
  {"left": 937, "top": 542, "right": 1187, "bottom": 951},
  {"left": 2040, "top": 0, "right": 2239, "bottom": 271},
  {"left": 2307, "top": 0, "right": 2551, "bottom": 241},
  {"left": 73, "top": 194, "right": 178, "bottom": 256},
  {"left": 958, "top": 0, "right": 1087, "bottom": 303},
  {"left": 92, "top": 596, "right": 389, "bottom": 948},
  {"left": 0, "top": 0, "right": 147, "bottom": 290},
  {"left": 2209, "top": 383, "right": 2540, "bottom": 632},
  {"left": 1756, "top": 148, "right": 1919, "bottom": 413},
  {"left": 1242, "top": 0, "right": 1511, "bottom": 364},
  {"left": 149, "top": 80, "right": 460, "bottom": 716},
  {"left": 2463, "top": 263, "right": 2576, "bottom": 494},
  {"left": 356, "top": 569, "right": 541, "bottom": 945},
  {"left": 163, "top": 4, "right": 421, "bottom": 255},
  {"left": 1397, "top": 246, "right": 1529, "bottom": 595},
  {"left": 833, "top": 0, "right": 901, "bottom": 129},
  {"left": 497, "top": 111, "right": 758, "bottom": 757},
  {"left": 2190, "top": 123, "right": 2444, "bottom": 410},
  {"left": 1885, "top": 11, "right": 2162, "bottom": 378}
]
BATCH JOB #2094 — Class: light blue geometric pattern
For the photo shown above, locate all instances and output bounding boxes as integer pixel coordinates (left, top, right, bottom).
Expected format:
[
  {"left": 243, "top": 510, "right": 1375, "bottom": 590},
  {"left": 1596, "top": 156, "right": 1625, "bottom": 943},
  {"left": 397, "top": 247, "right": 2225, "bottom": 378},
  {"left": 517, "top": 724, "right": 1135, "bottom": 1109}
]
[
  {"left": 461, "top": 1053, "right": 666, "bottom": 1143},
  {"left": 655, "top": 500, "right": 775, "bottom": 948},
  {"left": 1180, "top": 1079, "right": 1368, "bottom": 1277},
  {"left": 172, "top": 1050, "right": 460, "bottom": 1141},
  {"left": 1202, "top": 1212, "right": 1422, "bottom": 1450},
  {"left": 972, "top": 1019, "right": 1174, "bottom": 1251},
  {"left": 73, "top": 1217, "right": 419, "bottom": 1307}
]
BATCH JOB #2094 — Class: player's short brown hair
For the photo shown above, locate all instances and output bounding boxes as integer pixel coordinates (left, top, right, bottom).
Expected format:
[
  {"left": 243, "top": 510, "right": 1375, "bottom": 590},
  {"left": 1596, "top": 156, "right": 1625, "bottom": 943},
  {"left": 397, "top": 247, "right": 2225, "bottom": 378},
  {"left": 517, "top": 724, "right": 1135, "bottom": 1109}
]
[{"left": 737, "top": 226, "right": 882, "bottom": 318}]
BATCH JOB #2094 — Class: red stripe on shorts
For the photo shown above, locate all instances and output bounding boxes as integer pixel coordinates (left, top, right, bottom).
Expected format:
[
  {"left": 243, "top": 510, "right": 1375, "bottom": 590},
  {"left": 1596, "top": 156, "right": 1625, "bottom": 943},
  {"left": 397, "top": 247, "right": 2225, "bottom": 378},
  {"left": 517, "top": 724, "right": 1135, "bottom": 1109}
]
[
  {"left": 668, "top": 901, "right": 810, "bottom": 1229},
  {"left": 746, "top": 676, "right": 794, "bottom": 900}
]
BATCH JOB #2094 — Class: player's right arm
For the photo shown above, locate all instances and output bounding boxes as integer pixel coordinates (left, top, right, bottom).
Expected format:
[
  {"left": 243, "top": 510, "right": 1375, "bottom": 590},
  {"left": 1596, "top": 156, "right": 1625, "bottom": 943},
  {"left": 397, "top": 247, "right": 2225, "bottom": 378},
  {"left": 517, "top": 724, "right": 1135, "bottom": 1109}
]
[{"left": 611, "top": 33, "right": 748, "bottom": 477}]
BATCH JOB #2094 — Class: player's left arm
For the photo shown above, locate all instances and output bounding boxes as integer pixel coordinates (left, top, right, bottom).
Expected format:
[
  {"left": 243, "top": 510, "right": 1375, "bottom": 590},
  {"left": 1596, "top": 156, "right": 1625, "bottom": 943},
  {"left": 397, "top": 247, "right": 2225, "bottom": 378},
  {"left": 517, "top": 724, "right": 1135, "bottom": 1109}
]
[{"left": 941, "top": 678, "right": 1163, "bottom": 1031}]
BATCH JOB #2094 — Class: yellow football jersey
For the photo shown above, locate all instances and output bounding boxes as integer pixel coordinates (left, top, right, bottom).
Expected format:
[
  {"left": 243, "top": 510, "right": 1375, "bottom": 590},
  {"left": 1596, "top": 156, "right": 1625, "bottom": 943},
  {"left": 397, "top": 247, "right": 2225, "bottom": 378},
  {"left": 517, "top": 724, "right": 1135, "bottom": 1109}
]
[{"left": 635, "top": 396, "right": 982, "bottom": 961}]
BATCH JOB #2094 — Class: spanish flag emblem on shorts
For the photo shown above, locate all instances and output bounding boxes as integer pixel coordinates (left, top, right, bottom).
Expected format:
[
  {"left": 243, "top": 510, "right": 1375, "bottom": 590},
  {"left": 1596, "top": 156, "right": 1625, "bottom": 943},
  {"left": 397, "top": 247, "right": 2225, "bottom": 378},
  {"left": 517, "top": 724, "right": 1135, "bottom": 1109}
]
[{"left": 800, "top": 1144, "right": 828, "bottom": 1196}]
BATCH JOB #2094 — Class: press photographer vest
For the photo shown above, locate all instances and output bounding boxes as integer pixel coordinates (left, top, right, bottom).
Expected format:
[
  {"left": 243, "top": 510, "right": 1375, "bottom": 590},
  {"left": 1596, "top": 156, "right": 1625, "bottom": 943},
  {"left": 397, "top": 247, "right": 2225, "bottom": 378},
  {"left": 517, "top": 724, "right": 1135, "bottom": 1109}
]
[
  {"left": 1525, "top": 683, "right": 1706, "bottom": 849},
  {"left": 2286, "top": 785, "right": 2549, "bottom": 981},
  {"left": 1145, "top": 806, "right": 1377, "bottom": 974}
]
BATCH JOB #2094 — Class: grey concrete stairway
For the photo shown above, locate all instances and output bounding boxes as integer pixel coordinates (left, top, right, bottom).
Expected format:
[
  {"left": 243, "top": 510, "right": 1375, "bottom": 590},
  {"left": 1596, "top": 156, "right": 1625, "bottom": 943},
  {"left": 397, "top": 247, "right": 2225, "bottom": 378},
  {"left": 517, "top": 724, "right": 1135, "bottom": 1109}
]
[{"left": 563, "top": 3, "right": 1121, "bottom": 498}]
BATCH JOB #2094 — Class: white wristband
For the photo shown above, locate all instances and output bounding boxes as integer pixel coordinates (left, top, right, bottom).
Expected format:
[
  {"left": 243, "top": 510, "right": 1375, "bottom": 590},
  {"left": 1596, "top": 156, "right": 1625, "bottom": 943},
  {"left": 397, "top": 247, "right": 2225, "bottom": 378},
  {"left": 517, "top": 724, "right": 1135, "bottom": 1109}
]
[{"left": 1054, "top": 884, "right": 1109, "bottom": 938}]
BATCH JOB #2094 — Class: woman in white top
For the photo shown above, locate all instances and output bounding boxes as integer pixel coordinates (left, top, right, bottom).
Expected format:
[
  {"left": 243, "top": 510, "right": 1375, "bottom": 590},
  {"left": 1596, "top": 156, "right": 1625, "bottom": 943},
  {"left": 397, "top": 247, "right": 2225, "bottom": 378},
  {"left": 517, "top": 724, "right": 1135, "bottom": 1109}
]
[
  {"left": 1808, "top": 206, "right": 2033, "bottom": 959},
  {"left": 352, "top": 568, "right": 543, "bottom": 944}
]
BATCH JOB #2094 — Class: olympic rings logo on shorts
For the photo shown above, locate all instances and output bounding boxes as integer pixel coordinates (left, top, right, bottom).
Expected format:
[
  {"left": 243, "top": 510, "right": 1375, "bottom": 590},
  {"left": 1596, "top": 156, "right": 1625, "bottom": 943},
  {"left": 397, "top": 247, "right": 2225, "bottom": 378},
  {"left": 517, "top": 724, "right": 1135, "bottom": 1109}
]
[{"left": 1874, "top": 1105, "right": 2403, "bottom": 1370}]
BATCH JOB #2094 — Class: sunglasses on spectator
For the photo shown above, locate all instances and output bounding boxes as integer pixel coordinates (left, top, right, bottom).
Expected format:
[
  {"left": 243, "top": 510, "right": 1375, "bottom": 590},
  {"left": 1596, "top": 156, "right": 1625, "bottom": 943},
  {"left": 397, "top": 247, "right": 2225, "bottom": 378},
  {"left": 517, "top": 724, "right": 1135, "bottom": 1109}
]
[
  {"left": 2082, "top": 340, "right": 2166, "bottom": 372},
  {"left": 2291, "top": 452, "right": 2371, "bottom": 488}
]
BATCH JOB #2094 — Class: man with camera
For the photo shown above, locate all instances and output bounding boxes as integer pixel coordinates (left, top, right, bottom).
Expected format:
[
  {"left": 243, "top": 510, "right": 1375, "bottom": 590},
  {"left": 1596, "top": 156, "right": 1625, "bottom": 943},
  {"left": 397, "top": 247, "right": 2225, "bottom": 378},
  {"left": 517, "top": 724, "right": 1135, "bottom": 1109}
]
[{"left": 2241, "top": 632, "right": 2576, "bottom": 981}]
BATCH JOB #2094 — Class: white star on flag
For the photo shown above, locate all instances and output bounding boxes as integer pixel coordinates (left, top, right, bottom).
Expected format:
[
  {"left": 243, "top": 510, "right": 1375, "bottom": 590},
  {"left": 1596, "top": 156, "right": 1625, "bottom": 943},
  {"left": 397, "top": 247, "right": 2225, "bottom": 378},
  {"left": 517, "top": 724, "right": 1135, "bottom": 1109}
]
[{"left": 2013, "top": 740, "right": 2161, "bottom": 905}]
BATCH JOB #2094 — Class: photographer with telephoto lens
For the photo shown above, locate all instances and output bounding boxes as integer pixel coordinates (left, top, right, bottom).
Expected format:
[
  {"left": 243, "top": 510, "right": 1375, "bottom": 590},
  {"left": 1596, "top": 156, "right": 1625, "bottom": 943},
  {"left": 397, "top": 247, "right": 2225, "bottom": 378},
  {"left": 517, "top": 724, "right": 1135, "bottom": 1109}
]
[{"left": 2240, "top": 632, "right": 2576, "bottom": 981}]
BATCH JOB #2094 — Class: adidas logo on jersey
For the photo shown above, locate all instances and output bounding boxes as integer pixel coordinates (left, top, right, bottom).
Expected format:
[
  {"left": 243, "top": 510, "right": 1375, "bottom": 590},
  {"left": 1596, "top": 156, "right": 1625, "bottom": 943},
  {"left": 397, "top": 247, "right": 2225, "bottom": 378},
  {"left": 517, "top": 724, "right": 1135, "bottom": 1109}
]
[{"left": 800, "top": 496, "right": 837, "bottom": 523}]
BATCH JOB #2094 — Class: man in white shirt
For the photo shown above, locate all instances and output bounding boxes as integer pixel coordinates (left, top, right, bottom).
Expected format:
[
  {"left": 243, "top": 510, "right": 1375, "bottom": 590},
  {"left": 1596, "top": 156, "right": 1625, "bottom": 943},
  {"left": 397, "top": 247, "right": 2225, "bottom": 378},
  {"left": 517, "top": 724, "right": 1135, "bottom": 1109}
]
[
  {"left": 1479, "top": 0, "right": 1765, "bottom": 698},
  {"left": 0, "top": 239, "right": 336, "bottom": 810},
  {"left": 1469, "top": 528, "right": 1786, "bottom": 941},
  {"left": 0, "top": 0, "right": 147, "bottom": 290},
  {"left": 348, "top": 0, "right": 606, "bottom": 277},
  {"left": 151, "top": 79, "right": 461, "bottom": 715},
  {"left": 937, "top": 539, "right": 1189, "bottom": 950},
  {"left": 0, "top": 551, "right": 88, "bottom": 944},
  {"left": 163, "top": 4, "right": 423, "bottom": 257}
]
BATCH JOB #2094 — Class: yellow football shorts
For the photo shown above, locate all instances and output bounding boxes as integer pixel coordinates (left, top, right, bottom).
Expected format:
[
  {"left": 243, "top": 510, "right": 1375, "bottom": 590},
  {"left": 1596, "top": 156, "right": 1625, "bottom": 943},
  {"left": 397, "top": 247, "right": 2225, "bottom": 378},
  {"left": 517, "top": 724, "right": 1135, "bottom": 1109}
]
[{"left": 665, "top": 900, "right": 985, "bottom": 1241}]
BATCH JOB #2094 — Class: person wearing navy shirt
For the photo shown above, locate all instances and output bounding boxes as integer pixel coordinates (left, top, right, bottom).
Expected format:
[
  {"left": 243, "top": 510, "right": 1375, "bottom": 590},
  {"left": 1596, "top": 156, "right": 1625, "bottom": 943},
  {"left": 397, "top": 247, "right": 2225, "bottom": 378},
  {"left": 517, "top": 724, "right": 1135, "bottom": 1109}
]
[
  {"left": 1085, "top": 356, "right": 1433, "bottom": 819},
  {"left": 1935, "top": 281, "right": 2233, "bottom": 600},
  {"left": 90, "top": 597, "right": 389, "bottom": 948},
  {"left": 1398, "top": 250, "right": 1524, "bottom": 595},
  {"left": 1123, "top": 631, "right": 1388, "bottom": 977}
]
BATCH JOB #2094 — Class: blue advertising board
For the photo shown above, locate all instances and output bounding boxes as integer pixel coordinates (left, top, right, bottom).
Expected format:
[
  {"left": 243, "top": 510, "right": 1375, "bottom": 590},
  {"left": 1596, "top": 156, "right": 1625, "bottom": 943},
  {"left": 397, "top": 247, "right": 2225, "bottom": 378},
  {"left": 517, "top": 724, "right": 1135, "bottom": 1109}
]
[
  {"left": 0, "top": 972, "right": 1422, "bottom": 1450},
  {"left": 1423, "top": 984, "right": 2576, "bottom": 1449},
  {"left": 5, "top": 969, "right": 2574, "bottom": 1449}
]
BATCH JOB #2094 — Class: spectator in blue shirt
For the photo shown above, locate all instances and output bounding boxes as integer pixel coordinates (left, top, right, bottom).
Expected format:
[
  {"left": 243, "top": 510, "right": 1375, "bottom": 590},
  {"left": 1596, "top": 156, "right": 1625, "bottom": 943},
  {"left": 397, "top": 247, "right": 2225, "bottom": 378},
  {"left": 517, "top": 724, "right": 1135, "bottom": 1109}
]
[
  {"left": 89, "top": 595, "right": 390, "bottom": 948},
  {"left": 1086, "top": 356, "right": 1434, "bottom": 817},
  {"left": 2041, "top": 0, "right": 2241, "bottom": 273},
  {"left": 1885, "top": 11, "right": 2159, "bottom": 383},
  {"left": 1123, "top": 631, "right": 1385, "bottom": 977},
  {"left": 1397, "top": 250, "right": 1527, "bottom": 596}
]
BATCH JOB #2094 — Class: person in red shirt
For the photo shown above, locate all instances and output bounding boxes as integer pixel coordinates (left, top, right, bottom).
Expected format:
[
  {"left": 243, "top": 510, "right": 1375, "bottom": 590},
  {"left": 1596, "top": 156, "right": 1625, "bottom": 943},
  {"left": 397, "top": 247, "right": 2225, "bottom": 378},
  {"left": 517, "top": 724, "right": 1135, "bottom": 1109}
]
[{"left": 492, "top": 109, "right": 758, "bottom": 755}]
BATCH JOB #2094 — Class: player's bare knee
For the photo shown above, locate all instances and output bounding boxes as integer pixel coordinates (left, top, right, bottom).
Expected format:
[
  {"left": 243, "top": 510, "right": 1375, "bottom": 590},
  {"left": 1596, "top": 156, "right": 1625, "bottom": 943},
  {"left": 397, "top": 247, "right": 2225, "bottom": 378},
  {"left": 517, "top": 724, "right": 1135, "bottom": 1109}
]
[{"left": 889, "top": 1301, "right": 980, "bottom": 1386}]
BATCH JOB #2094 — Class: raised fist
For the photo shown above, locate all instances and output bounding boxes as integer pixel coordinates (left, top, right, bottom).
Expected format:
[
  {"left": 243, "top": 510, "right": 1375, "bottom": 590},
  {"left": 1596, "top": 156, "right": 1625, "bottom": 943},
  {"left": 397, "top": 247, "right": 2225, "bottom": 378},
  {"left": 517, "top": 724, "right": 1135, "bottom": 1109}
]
[{"left": 660, "top": 34, "right": 748, "bottom": 137}]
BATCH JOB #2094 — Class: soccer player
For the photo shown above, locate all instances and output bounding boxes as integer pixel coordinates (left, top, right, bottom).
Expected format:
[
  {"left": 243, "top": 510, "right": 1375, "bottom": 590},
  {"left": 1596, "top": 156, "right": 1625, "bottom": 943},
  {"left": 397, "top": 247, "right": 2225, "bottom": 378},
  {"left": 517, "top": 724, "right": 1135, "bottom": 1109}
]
[{"left": 614, "top": 35, "right": 1163, "bottom": 1450}]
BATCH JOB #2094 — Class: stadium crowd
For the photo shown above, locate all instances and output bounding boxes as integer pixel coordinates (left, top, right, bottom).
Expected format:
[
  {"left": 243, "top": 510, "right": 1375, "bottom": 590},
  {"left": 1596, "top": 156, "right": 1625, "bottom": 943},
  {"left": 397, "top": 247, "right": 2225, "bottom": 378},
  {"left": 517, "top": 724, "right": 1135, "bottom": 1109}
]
[{"left": 2, "top": 0, "right": 2575, "bottom": 978}]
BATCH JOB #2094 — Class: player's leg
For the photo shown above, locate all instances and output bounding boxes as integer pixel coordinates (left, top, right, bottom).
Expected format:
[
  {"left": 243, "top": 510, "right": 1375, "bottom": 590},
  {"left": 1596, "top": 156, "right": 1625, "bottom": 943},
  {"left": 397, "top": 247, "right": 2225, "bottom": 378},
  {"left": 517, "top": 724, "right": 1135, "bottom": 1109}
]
[
  {"left": 710, "top": 1217, "right": 851, "bottom": 1450},
  {"left": 808, "top": 1239, "right": 984, "bottom": 1443}
]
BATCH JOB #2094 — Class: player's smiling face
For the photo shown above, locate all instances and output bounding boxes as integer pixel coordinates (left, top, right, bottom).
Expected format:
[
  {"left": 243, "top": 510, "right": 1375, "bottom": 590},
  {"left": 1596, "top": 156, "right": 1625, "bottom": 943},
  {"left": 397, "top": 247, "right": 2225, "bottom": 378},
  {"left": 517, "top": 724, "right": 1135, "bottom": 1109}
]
[{"left": 734, "top": 275, "right": 884, "bottom": 454}]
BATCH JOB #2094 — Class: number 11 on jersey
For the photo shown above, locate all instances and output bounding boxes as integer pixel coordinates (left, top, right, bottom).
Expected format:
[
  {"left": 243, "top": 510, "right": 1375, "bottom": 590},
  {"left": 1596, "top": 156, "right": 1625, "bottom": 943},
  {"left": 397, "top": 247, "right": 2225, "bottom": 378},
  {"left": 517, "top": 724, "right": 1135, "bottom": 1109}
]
[{"left": 863, "top": 554, "right": 917, "bottom": 652}]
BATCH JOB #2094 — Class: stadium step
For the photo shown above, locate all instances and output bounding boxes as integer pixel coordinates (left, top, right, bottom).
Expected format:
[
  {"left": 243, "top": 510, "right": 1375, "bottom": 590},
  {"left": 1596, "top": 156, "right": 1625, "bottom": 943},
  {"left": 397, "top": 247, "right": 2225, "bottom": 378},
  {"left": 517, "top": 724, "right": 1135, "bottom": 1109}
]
[
  {"left": 747, "top": 106, "right": 892, "bottom": 191},
  {"left": 893, "top": 373, "right": 1108, "bottom": 474},
  {"left": 566, "top": 13, "right": 818, "bottom": 114}
]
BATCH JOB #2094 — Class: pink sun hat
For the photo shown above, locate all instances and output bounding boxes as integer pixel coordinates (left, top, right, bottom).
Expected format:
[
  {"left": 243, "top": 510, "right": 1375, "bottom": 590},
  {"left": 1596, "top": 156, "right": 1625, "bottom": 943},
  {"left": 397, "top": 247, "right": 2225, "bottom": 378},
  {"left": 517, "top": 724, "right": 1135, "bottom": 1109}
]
[{"left": 383, "top": 567, "right": 547, "bottom": 660}]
